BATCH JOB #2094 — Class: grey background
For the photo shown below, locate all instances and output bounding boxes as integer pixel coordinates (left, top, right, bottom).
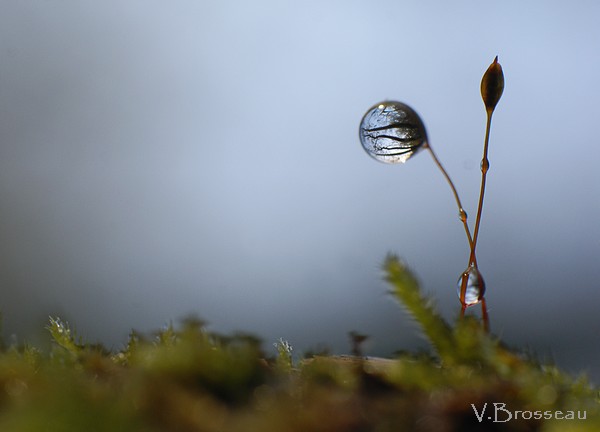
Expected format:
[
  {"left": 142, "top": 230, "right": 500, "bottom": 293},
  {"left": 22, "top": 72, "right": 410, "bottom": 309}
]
[{"left": 1, "top": 1, "right": 599, "bottom": 381}]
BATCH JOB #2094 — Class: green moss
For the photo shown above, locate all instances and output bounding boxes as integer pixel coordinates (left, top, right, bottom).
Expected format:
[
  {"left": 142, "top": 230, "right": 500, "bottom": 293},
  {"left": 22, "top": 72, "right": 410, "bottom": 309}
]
[{"left": 0, "top": 260, "right": 597, "bottom": 431}]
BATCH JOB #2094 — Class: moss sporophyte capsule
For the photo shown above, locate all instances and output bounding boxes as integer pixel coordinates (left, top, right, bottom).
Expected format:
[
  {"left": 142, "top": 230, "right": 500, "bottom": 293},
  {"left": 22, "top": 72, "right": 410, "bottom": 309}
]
[{"left": 481, "top": 56, "right": 504, "bottom": 113}]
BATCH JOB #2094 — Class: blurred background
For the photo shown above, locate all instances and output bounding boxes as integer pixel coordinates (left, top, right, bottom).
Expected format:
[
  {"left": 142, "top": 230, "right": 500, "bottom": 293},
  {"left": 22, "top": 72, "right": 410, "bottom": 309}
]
[{"left": 0, "top": 1, "right": 599, "bottom": 381}]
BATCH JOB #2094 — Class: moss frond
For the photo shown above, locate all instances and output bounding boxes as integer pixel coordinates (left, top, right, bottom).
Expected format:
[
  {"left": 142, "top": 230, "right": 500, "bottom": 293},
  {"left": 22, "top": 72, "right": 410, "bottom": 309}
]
[
  {"left": 384, "top": 255, "right": 455, "bottom": 361},
  {"left": 46, "top": 316, "right": 84, "bottom": 355}
]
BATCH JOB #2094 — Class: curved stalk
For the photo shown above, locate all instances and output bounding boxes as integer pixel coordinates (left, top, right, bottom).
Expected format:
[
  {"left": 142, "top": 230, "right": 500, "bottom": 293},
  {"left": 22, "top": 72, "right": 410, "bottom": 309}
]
[
  {"left": 425, "top": 143, "right": 475, "bottom": 260},
  {"left": 426, "top": 142, "right": 480, "bottom": 316}
]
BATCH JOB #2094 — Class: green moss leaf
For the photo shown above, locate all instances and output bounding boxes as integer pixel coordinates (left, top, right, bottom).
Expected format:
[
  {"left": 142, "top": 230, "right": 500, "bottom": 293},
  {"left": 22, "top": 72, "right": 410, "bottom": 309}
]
[{"left": 384, "top": 255, "right": 455, "bottom": 362}]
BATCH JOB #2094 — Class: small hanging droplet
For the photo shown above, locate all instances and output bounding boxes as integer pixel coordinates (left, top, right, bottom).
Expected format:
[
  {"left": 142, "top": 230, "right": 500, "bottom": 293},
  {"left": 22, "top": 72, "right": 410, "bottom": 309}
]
[
  {"left": 359, "top": 101, "right": 427, "bottom": 164},
  {"left": 480, "top": 158, "right": 489, "bottom": 173},
  {"left": 457, "top": 265, "right": 486, "bottom": 306}
]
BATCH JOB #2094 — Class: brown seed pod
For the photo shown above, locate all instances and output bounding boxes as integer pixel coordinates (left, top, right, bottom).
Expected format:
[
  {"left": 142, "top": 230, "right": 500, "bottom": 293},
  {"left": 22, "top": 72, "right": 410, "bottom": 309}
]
[{"left": 481, "top": 56, "right": 504, "bottom": 113}]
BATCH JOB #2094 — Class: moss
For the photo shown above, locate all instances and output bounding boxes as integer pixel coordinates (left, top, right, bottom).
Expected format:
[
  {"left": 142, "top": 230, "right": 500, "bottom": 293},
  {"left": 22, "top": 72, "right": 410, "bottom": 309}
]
[{"left": 0, "top": 260, "right": 597, "bottom": 431}]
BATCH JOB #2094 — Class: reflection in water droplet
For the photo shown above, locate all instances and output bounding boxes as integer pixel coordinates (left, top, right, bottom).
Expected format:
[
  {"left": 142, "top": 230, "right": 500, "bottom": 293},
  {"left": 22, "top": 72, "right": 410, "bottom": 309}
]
[
  {"left": 457, "top": 265, "right": 486, "bottom": 306},
  {"left": 359, "top": 101, "right": 427, "bottom": 164}
]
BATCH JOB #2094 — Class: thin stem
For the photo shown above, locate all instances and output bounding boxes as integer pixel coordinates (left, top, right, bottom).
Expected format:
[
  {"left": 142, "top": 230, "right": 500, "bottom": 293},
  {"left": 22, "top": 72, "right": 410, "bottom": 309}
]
[
  {"left": 425, "top": 143, "right": 475, "bottom": 256},
  {"left": 468, "top": 110, "right": 493, "bottom": 266},
  {"left": 458, "top": 111, "right": 494, "bottom": 333},
  {"left": 458, "top": 269, "right": 469, "bottom": 310}
]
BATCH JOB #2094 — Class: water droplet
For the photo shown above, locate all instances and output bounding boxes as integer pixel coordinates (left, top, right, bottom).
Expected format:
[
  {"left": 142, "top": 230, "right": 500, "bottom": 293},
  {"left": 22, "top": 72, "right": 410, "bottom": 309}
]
[
  {"left": 359, "top": 101, "right": 427, "bottom": 164},
  {"left": 480, "top": 158, "right": 489, "bottom": 173},
  {"left": 458, "top": 208, "right": 468, "bottom": 222},
  {"left": 457, "top": 265, "right": 485, "bottom": 306}
]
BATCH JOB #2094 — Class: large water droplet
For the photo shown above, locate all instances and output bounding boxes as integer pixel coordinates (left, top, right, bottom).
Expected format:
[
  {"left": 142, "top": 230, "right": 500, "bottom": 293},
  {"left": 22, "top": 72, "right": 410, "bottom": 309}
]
[
  {"left": 359, "top": 101, "right": 427, "bottom": 164},
  {"left": 457, "top": 265, "right": 486, "bottom": 306}
]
